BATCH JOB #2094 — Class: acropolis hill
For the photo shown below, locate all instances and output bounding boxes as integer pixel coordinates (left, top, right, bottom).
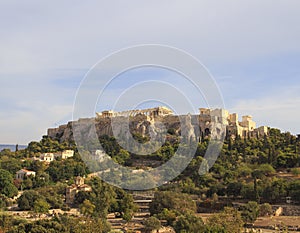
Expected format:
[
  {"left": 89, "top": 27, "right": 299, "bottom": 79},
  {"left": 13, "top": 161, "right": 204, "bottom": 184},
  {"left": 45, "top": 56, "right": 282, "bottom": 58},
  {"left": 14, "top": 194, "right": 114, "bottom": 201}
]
[{"left": 47, "top": 106, "right": 268, "bottom": 143}]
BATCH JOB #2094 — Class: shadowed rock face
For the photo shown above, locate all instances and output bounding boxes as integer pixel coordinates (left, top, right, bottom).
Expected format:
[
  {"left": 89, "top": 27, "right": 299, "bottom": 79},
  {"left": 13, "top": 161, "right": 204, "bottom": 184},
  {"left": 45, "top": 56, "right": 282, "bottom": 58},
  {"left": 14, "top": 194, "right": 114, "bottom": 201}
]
[{"left": 47, "top": 115, "right": 182, "bottom": 144}]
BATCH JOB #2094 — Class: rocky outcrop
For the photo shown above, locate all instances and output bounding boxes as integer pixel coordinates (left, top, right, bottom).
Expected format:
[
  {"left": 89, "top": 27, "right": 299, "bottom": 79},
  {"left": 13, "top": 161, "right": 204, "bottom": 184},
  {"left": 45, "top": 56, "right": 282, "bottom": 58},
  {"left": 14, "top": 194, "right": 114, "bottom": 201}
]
[
  {"left": 48, "top": 115, "right": 182, "bottom": 143},
  {"left": 47, "top": 112, "right": 230, "bottom": 145}
]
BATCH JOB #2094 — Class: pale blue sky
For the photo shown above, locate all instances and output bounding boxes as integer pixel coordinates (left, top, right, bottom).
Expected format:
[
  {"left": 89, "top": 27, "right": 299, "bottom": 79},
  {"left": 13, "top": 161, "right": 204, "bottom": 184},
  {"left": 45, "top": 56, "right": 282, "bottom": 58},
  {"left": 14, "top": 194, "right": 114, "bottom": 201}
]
[{"left": 1, "top": 0, "right": 300, "bottom": 144}]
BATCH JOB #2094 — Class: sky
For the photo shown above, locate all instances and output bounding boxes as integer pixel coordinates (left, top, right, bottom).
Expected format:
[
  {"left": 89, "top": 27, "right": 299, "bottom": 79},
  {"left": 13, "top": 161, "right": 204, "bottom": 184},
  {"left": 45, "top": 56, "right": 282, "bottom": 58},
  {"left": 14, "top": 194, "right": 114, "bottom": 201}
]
[{"left": 1, "top": 0, "right": 300, "bottom": 144}]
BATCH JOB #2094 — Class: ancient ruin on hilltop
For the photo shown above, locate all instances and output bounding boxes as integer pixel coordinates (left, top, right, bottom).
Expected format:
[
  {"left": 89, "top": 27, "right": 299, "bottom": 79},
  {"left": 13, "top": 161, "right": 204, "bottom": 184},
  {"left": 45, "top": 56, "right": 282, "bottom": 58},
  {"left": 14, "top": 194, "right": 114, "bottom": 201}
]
[
  {"left": 47, "top": 106, "right": 268, "bottom": 142},
  {"left": 198, "top": 108, "right": 268, "bottom": 139},
  {"left": 96, "top": 106, "right": 174, "bottom": 118},
  {"left": 95, "top": 106, "right": 268, "bottom": 139}
]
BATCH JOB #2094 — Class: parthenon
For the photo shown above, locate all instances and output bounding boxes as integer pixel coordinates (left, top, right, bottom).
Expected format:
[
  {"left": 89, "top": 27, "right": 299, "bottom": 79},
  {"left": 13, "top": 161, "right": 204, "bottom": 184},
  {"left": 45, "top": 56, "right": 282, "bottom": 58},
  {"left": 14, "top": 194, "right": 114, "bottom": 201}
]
[{"left": 96, "top": 106, "right": 174, "bottom": 118}]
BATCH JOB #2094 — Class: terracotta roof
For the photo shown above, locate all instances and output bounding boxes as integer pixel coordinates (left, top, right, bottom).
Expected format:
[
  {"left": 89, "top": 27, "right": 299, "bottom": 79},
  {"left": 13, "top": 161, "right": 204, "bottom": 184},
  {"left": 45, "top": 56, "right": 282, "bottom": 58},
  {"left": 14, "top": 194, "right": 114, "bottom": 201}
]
[{"left": 17, "top": 169, "right": 35, "bottom": 173}]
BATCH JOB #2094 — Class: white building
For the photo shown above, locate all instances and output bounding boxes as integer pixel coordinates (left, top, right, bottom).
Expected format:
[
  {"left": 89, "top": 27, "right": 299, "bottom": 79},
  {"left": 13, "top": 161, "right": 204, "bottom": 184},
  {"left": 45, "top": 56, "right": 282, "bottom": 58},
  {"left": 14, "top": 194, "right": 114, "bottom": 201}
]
[
  {"left": 16, "top": 169, "right": 36, "bottom": 180},
  {"left": 40, "top": 153, "right": 55, "bottom": 163},
  {"left": 51, "top": 150, "right": 75, "bottom": 160},
  {"left": 60, "top": 150, "right": 74, "bottom": 159}
]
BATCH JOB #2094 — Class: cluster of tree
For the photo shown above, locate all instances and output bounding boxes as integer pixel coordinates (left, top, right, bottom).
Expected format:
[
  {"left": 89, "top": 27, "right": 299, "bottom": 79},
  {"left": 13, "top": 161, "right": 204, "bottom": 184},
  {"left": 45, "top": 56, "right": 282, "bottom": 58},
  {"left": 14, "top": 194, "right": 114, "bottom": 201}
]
[
  {"left": 0, "top": 136, "right": 86, "bottom": 184},
  {"left": 0, "top": 169, "right": 18, "bottom": 199},
  {"left": 153, "top": 128, "right": 300, "bottom": 206},
  {"left": 15, "top": 176, "right": 137, "bottom": 223},
  {"left": 96, "top": 135, "right": 178, "bottom": 164},
  {"left": 93, "top": 128, "right": 300, "bottom": 207},
  {"left": 46, "top": 157, "right": 89, "bottom": 182},
  {"left": 0, "top": 126, "right": 299, "bottom": 231},
  {"left": 0, "top": 136, "right": 138, "bottom": 227},
  {"left": 0, "top": 214, "right": 111, "bottom": 233},
  {"left": 148, "top": 191, "right": 244, "bottom": 233},
  {"left": 97, "top": 127, "right": 300, "bottom": 169},
  {"left": 148, "top": 191, "right": 203, "bottom": 232},
  {"left": 74, "top": 177, "right": 138, "bottom": 221},
  {"left": 26, "top": 136, "right": 74, "bottom": 156},
  {"left": 17, "top": 183, "right": 67, "bottom": 212},
  {"left": 149, "top": 191, "right": 275, "bottom": 233}
]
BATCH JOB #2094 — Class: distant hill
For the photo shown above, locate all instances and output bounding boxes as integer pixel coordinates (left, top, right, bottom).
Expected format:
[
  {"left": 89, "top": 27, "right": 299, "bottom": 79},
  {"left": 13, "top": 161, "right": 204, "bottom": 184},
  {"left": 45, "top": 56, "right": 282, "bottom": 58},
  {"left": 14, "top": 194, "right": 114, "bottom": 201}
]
[{"left": 0, "top": 144, "right": 27, "bottom": 152}]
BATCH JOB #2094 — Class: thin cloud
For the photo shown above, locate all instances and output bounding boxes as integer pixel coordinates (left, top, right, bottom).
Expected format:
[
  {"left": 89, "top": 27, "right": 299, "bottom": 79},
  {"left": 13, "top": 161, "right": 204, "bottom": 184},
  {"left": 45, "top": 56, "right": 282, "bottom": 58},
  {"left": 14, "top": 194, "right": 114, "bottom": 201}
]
[
  {"left": 1, "top": 1, "right": 300, "bottom": 143},
  {"left": 231, "top": 85, "right": 300, "bottom": 134}
]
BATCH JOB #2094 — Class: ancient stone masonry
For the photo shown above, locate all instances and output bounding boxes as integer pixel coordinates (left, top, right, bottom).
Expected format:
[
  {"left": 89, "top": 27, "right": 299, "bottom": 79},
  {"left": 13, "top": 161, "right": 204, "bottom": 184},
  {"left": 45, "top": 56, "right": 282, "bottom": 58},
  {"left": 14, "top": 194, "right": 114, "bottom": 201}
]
[
  {"left": 47, "top": 106, "right": 268, "bottom": 143},
  {"left": 199, "top": 108, "right": 268, "bottom": 139},
  {"left": 66, "top": 176, "right": 92, "bottom": 204},
  {"left": 96, "top": 106, "right": 173, "bottom": 119}
]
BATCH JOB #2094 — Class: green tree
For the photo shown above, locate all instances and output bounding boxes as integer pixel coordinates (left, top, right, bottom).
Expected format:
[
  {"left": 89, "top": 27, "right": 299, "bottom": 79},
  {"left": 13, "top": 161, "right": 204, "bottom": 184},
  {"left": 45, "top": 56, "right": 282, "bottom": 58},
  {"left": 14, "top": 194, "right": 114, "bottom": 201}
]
[
  {"left": 17, "top": 190, "right": 40, "bottom": 210},
  {"left": 46, "top": 159, "right": 88, "bottom": 182},
  {"left": 226, "top": 182, "right": 242, "bottom": 197},
  {"left": 156, "top": 208, "right": 177, "bottom": 225},
  {"left": 80, "top": 200, "right": 95, "bottom": 217},
  {"left": 241, "top": 201, "right": 260, "bottom": 223},
  {"left": 251, "top": 169, "right": 265, "bottom": 201},
  {"left": 34, "top": 172, "right": 50, "bottom": 188},
  {"left": 74, "top": 190, "right": 91, "bottom": 205},
  {"left": 174, "top": 212, "right": 205, "bottom": 233},
  {"left": 259, "top": 203, "right": 273, "bottom": 217},
  {"left": 113, "top": 149, "right": 130, "bottom": 165},
  {"left": 33, "top": 199, "right": 50, "bottom": 214},
  {"left": 144, "top": 216, "right": 161, "bottom": 233},
  {"left": 0, "top": 158, "right": 22, "bottom": 175},
  {"left": 22, "top": 176, "right": 33, "bottom": 189},
  {"left": 262, "top": 178, "right": 287, "bottom": 203},
  {"left": 0, "top": 169, "right": 18, "bottom": 198},
  {"left": 288, "top": 180, "right": 300, "bottom": 203},
  {"left": 87, "top": 177, "right": 115, "bottom": 218},
  {"left": 28, "top": 160, "right": 46, "bottom": 175},
  {"left": 37, "top": 185, "right": 64, "bottom": 209},
  {"left": 150, "top": 191, "right": 196, "bottom": 215},
  {"left": 207, "top": 207, "right": 244, "bottom": 233},
  {"left": 110, "top": 188, "right": 137, "bottom": 222}
]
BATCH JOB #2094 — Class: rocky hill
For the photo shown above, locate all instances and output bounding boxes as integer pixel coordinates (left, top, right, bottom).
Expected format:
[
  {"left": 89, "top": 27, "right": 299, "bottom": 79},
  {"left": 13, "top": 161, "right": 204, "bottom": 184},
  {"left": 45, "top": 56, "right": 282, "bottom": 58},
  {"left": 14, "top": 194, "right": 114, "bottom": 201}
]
[
  {"left": 47, "top": 115, "right": 183, "bottom": 143},
  {"left": 47, "top": 107, "right": 268, "bottom": 144}
]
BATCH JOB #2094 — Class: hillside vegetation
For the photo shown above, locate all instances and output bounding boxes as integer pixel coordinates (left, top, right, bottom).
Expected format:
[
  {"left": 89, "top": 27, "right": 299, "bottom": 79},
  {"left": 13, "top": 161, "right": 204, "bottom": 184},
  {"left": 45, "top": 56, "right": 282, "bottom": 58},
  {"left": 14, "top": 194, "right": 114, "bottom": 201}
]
[{"left": 0, "top": 127, "right": 299, "bottom": 232}]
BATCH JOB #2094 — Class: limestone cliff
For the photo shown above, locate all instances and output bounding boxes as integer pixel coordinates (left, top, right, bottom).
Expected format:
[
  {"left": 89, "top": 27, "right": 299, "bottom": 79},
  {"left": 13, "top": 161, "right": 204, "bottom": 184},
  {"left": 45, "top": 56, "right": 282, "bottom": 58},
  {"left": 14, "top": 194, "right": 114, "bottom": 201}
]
[
  {"left": 47, "top": 108, "right": 268, "bottom": 144},
  {"left": 47, "top": 115, "right": 182, "bottom": 143}
]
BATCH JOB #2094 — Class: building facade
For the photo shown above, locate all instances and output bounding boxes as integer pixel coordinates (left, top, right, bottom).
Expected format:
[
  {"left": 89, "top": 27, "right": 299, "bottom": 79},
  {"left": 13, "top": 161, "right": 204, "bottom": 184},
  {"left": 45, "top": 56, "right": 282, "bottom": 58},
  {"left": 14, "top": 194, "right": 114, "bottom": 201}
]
[
  {"left": 39, "top": 150, "right": 74, "bottom": 163},
  {"left": 40, "top": 153, "right": 55, "bottom": 163},
  {"left": 60, "top": 150, "right": 74, "bottom": 159},
  {"left": 96, "top": 106, "right": 174, "bottom": 118},
  {"left": 16, "top": 169, "right": 36, "bottom": 180},
  {"left": 66, "top": 176, "right": 92, "bottom": 204},
  {"left": 199, "top": 108, "right": 268, "bottom": 139}
]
